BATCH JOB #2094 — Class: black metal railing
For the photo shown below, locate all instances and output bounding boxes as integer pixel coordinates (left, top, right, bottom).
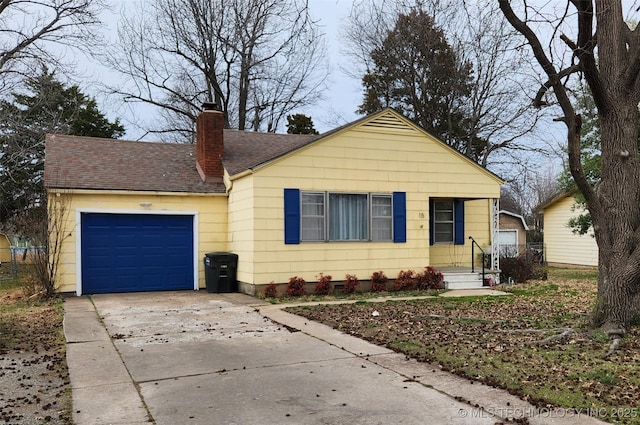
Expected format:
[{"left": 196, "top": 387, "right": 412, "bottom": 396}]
[{"left": 468, "top": 236, "right": 486, "bottom": 285}]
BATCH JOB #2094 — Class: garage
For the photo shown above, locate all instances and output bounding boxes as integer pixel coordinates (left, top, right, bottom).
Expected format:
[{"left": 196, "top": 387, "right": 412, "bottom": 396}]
[
  {"left": 498, "top": 229, "right": 518, "bottom": 257},
  {"left": 81, "top": 213, "right": 195, "bottom": 294}
]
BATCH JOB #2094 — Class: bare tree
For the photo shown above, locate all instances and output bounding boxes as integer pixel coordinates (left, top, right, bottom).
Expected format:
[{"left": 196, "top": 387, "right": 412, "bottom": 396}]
[
  {"left": 453, "top": 2, "right": 542, "bottom": 168},
  {"left": 499, "top": 0, "right": 640, "bottom": 344},
  {"left": 501, "top": 165, "right": 560, "bottom": 221},
  {"left": 104, "top": 0, "right": 328, "bottom": 140},
  {"left": 0, "top": 0, "right": 104, "bottom": 96},
  {"left": 12, "top": 192, "right": 71, "bottom": 298},
  {"left": 342, "top": 0, "right": 544, "bottom": 169}
]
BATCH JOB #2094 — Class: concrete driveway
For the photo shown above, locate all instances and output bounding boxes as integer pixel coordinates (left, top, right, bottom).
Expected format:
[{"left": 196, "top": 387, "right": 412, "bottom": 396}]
[{"left": 63, "top": 291, "right": 605, "bottom": 425}]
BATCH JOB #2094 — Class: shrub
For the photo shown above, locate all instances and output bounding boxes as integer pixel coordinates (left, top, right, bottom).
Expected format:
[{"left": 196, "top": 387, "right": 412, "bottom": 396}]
[
  {"left": 20, "top": 275, "right": 40, "bottom": 297},
  {"left": 343, "top": 274, "right": 360, "bottom": 294},
  {"left": 370, "top": 271, "right": 388, "bottom": 292},
  {"left": 314, "top": 273, "right": 333, "bottom": 295},
  {"left": 393, "top": 270, "right": 417, "bottom": 291},
  {"left": 286, "top": 276, "right": 306, "bottom": 296},
  {"left": 416, "top": 266, "right": 444, "bottom": 290},
  {"left": 500, "top": 252, "right": 547, "bottom": 283},
  {"left": 264, "top": 282, "right": 278, "bottom": 298}
]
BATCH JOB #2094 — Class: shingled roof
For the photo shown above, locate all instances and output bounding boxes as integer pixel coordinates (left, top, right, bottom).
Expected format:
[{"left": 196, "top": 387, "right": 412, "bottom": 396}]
[
  {"left": 44, "top": 130, "right": 321, "bottom": 193},
  {"left": 222, "top": 129, "right": 319, "bottom": 176}
]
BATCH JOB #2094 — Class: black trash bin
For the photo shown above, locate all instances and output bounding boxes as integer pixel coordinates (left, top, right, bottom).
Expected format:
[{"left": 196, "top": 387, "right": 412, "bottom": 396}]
[{"left": 204, "top": 252, "right": 238, "bottom": 293}]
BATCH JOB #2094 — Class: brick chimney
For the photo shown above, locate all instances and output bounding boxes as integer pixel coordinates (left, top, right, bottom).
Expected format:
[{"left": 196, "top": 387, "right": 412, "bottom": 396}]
[{"left": 196, "top": 102, "right": 224, "bottom": 181}]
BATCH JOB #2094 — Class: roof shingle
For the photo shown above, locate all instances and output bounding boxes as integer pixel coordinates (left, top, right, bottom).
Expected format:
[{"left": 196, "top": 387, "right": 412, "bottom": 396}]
[{"left": 44, "top": 130, "right": 321, "bottom": 193}]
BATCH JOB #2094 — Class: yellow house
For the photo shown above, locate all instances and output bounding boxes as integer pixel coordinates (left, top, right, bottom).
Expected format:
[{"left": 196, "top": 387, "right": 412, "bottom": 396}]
[
  {"left": 539, "top": 193, "right": 598, "bottom": 267},
  {"left": 44, "top": 106, "right": 503, "bottom": 295}
]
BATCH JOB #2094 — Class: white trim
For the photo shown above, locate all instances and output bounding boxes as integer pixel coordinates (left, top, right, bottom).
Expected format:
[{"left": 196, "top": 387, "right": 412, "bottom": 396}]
[
  {"left": 491, "top": 199, "right": 500, "bottom": 271},
  {"left": 49, "top": 188, "right": 226, "bottom": 197},
  {"left": 433, "top": 200, "right": 454, "bottom": 244},
  {"left": 75, "top": 208, "right": 199, "bottom": 296},
  {"left": 370, "top": 193, "right": 393, "bottom": 242}
]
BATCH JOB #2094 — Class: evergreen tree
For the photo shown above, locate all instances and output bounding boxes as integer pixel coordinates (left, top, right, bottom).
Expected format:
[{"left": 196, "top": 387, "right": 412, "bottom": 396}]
[
  {"left": 286, "top": 114, "right": 319, "bottom": 134},
  {"left": 0, "top": 69, "right": 125, "bottom": 225},
  {"left": 358, "top": 9, "right": 482, "bottom": 158}
]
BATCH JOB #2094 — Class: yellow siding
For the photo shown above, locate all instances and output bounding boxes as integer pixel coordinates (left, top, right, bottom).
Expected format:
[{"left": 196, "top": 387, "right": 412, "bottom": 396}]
[
  {"left": 227, "top": 175, "right": 255, "bottom": 284},
  {"left": 429, "top": 199, "right": 492, "bottom": 266},
  {"left": 234, "top": 115, "right": 501, "bottom": 286},
  {"left": 52, "top": 191, "right": 228, "bottom": 293},
  {"left": 544, "top": 196, "right": 598, "bottom": 267},
  {"left": 0, "top": 233, "right": 10, "bottom": 262}
]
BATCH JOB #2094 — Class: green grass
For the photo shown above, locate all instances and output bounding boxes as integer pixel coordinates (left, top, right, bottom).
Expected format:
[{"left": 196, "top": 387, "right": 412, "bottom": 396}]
[
  {"left": 506, "top": 282, "right": 560, "bottom": 296},
  {"left": 547, "top": 267, "right": 599, "bottom": 280}
]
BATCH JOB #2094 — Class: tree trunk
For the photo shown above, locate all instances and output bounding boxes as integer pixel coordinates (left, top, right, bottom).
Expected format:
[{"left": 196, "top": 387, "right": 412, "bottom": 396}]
[
  {"left": 589, "top": 102, "right": 640, "bottom": 335},
  {"left": 498, "top": 0, "right": 640, "bottom": 340},
  {"left": 238, "top": 52, "right": 249, "bottom": 131}
]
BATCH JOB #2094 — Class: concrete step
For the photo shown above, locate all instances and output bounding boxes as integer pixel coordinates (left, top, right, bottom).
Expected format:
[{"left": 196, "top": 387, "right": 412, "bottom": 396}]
[{"left": 442, "top": 272, "right": 485, "bottom": 290}]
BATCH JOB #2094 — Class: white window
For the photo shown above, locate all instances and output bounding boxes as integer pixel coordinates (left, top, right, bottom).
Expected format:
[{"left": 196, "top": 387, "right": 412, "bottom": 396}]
[
  {"left": 371, "top": 195, "right": 392, "bottom": 241},
  {"left": 301, "top": 192, "right": 325, "bottom": 241},
  {"left": 433, "top": 200, "right": 454, "bottom": 243},
  {"left": 300, "top": 192, "right": 393, "bottom": 242},
  {"left": 329, "top": 193, "right": 368, "bottom": 240}
]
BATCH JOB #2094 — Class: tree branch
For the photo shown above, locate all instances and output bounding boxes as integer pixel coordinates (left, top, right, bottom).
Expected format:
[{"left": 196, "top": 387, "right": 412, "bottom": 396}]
[
  {"left": 534, "top": 64, "right": 582, "bottom": 107},
  {"left": 525, "top": 328, "right": 575, "bottom": 345},
  {"left": 498, "top": 1, "right": 563, "bottom": 100},
  {"left": 499, "top": 0, "right": 602, "bottom": 234},
  {"left": 573, "top": 1, "right": 609, "bottom": 113},
  {"left": 604, "top": 336, "right": 622, "bottom": 358}
]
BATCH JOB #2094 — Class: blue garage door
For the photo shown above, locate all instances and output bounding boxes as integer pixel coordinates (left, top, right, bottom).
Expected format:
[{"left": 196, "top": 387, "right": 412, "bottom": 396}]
[{"left": 81, "top": 213, "right": 194, "bottom": 294}]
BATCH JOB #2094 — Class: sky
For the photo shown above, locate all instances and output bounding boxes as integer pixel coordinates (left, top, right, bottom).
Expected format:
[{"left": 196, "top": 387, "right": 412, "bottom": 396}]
[
  {"left": 305, "top": 0, "right": 363, "bottom": 131},
  {"left": 89, "top": 0, "right": 362, "bottom": 139}
]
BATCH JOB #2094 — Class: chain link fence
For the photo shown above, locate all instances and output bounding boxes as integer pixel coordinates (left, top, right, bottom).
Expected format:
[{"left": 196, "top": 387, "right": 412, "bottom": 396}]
[
  {"left": 0, "top": 247, "right": 41, "bottom": 280},
  {"left": 0, "top": 247, "right": 19, "bottom": 280}
]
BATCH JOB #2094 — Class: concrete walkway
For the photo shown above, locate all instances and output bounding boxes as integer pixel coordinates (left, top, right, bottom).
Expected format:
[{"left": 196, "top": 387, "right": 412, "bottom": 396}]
[{"left": 63, "top": 290, "right": 606, "bottom": 425}]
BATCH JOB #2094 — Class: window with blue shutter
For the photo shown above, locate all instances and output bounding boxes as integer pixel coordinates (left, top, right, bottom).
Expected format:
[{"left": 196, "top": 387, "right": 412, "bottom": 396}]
[
  {"left": 283, "top": 189, "right": 406, "bottom": 243},
  {"left": 430, "top": 198, "right": 464, "bottom": 245}
]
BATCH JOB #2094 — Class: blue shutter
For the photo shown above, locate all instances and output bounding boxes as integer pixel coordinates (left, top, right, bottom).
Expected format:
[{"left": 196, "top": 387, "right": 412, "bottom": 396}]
[
  {"left": 429, "top": 199, "right": 434, "bottom": 246},
  {"left": 284, "top": 189, "right": 300, "bottom": 244},
  {"left": 392, "top": 192, "right": 406, "bottom": 243},
  {"left": 454, "top": 199, "right": 465, "bottom": 245}
]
